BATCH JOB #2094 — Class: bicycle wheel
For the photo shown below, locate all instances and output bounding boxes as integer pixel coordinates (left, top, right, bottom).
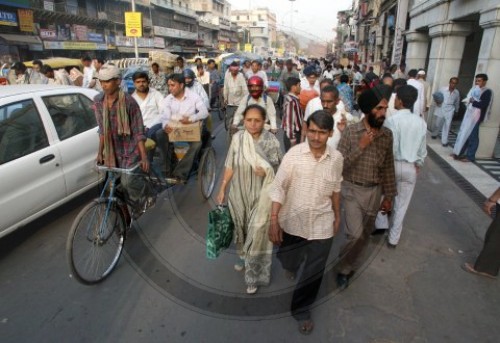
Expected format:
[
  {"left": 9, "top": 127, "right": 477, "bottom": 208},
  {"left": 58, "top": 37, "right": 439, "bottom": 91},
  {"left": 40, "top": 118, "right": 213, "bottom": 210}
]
[
  {"left": 67, "top": 198, "right": 126, "bottom": 285},
  {"left": 198, "top": 147, "right": 216, "bottom": 199}
]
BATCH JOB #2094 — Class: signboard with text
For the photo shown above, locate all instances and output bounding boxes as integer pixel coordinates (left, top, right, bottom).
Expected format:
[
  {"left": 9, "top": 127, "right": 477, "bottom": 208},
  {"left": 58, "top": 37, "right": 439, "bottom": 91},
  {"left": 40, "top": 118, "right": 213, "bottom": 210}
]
[
  {"left": 244, "top": 44, "right": 252, "bottom": 52},
  {"left": 18, "top": 9, "right": 33, "bottom": 32},
  {"left": 43, "top": 41, "right": 107, "bottom": 50},
  {"left": 125, "top": 12, "right": 142, "bottom": 37},
  {"left": 0, "top": 10, "right": 17, "bottom": 26}
]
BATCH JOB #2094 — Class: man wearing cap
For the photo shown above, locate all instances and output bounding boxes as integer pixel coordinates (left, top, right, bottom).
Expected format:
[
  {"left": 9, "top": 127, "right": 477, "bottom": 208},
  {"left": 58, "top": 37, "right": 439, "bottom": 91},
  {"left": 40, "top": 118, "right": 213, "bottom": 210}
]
[
  {"left": 336, "top": 86, "right": 397, "bottom": 289},
  {"left": 93, "top": 64, "right": 150, "bottom": 210},
  {"left": 417, "top": 70, "right": 431, "bottom": 120}
]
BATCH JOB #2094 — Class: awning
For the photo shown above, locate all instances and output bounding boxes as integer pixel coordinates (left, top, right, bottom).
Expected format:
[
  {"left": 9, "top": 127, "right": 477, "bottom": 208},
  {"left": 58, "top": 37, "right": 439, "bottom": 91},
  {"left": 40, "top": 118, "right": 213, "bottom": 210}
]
[{"left": 0, "top": 34, "right": 42, "bottom": 45}]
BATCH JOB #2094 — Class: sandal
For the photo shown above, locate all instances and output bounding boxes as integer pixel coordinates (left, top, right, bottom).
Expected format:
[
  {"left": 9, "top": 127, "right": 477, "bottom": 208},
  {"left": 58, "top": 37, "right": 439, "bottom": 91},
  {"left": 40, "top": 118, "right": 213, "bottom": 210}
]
[
  {"left": 462, "top": 263, "right": 497, "bottom": 279},
  {"left": 298, "top": 320, "right": 314, "bottom": 335}
]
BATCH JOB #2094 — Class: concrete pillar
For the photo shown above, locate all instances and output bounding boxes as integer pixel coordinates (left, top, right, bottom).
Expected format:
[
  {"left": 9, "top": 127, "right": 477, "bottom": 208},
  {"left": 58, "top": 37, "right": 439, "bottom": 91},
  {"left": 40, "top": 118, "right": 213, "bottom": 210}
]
[
  {"left": 476, "top": 6, "right": 500, "bottom": 158},
  {"left": 405, "top": 31, "right": 429, "bottom": 71},
  {"left": 427, "top": 21, "right": 471, "bottom": 97}
]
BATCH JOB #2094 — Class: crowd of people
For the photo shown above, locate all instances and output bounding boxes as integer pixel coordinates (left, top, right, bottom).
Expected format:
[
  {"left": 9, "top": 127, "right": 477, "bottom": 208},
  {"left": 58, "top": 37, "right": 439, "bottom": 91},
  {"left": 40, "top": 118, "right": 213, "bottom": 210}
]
[{"left": 3, "top": 53, "right": 498, "bottom": 335}]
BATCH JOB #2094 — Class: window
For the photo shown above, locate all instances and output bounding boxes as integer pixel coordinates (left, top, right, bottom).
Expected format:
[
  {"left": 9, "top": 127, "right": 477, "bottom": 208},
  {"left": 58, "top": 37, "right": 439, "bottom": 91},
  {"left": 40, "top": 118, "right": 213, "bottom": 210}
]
[
  {"left": 42, "top": 94, "right": 97, "bottom": 141},
  {"left": 0, "top": 99, "right": 49, "bottom": 164}
]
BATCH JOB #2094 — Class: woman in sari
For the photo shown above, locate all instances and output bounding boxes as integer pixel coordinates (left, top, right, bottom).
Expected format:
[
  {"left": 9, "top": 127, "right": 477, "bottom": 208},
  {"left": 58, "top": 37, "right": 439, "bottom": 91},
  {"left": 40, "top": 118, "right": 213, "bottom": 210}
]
[{"left": 217, "top": 104, "right": 283, "bottom": 294}]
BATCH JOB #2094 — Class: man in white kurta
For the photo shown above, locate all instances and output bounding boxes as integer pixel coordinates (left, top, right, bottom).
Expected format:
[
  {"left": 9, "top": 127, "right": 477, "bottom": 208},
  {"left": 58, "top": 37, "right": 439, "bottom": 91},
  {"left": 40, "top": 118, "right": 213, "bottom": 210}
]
[
  {"left": 407, "top": 69, "right": 425, "bottom": 117},
  {"left": 384, "top": 85, "right": 427, "bottom": 247},
  {"left": 431, "top": 78, "right": 460, "bottom": 146}
]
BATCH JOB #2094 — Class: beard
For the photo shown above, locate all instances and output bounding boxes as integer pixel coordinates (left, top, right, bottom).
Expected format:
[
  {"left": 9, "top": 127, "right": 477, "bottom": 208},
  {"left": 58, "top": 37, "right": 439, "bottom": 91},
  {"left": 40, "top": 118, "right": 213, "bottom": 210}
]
[{"left": 367, "top": 113, "right": 385, "bottom": 128}]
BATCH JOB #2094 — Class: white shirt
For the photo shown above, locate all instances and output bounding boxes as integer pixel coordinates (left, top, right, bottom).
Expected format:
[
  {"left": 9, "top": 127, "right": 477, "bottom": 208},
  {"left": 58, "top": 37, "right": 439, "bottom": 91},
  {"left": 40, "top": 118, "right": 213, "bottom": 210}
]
[
  {"left": 269, "top": 142, "right": 344, "bottom": 240},
  {"left": 304, "top": 97, "right": 345, "bottom": 121},
  {"left": 322, "top": 70, "right": 335, "bottom": 80},
  {"left": 224, "top": 72, "right": 248, "bottom": 106},
  {"left": 384, "top": 108, "right": 427, "bottom": 167},
  {"left": 195, "top": 69, "right": 210, "bottom": 85},
  {"left": 132, "top": 88, "right": 163, "bottom": 128},
  {"left": 407, "top": 78, "right": 425, "bottom": 116},
  {"left": 438, "top": 86, "right": 460, "bottom": 118},
  {"left": 304, "top": 105, "right": 353, "bottom": 150},
  {"left": 387, "top": 93, "right": 397, "bottom": 118},
  {"left": 188, "top": 81, "right": 210, "bottom": 109},
  {"left": 300, "top": 78, "right": 320, "bottom": 94},
  {"left": 159, "top": 88, "right": 208, "bottom": 128},
  {"left": 82, "top": 66, "right": 95, "bottom": 88}
]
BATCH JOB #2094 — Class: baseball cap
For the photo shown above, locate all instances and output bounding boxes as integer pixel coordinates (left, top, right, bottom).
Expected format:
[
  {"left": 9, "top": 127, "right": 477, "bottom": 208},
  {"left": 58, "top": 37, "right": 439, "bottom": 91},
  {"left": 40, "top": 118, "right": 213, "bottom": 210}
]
[{"left": 98, "top": 64, "right": 121, "bottom": 81}]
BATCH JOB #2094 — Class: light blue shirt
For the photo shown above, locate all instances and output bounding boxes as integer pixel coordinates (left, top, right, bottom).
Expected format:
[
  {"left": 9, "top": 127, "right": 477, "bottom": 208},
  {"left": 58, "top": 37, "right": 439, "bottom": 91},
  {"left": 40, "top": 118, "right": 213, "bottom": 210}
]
[{"left": 384, "top": 108, "right": 427, "bottom": 167}]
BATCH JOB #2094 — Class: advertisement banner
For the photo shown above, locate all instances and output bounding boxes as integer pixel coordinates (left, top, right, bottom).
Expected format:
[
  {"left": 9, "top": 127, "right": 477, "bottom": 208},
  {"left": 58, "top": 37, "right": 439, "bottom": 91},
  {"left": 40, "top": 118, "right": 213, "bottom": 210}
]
[
  {"left": 244, "top": 43, "right": 252, "bottom": 52},
  {"left": 0, "top": 10, "right": 17, "bottom": 27},
  {"left": 18, "top": 9, "right": 33, "bottom": 32},
  {"left": 43, "top": 41, "right": 107, "bottom": 50},
  {"left": 125, "top": 12, "right": 142, "bottom": 37},
  {"left": 73, "top": 25, "right": 88, "bottom": 41},
  {"left": 43, "top": 1, "right": 54, "bottom": 11},
  {"left": 40, "top": 28, "right": 57, "bottom": 40},
  {"left": 88, "top": 32, "right": 104, "bottom": 42},
  {"left": 218, "top": 44, "right": 225, "bottom": 51},
  {"left": 57, "top": 24, "right": 71, "bottom": 40}
]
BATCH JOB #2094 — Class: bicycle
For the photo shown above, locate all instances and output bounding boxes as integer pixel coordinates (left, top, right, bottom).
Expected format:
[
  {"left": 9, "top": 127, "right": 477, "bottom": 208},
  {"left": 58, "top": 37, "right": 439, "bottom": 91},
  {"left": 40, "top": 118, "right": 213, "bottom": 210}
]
[{"left": 66, "top": 164, "right": 166, "bottom": 285}]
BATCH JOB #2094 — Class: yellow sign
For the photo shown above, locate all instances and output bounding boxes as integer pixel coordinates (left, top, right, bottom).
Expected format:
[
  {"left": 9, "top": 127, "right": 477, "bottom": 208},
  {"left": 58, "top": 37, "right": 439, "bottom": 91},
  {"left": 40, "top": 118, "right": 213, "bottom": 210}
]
[
  {"left": 18, "top": 9, "right": 34, "bottom": 32},
  {"left": 125, "top": 12, "right": 142, "bottom": 37},
  {"left": 218, "top": 44, "right": 225, "bottom": 51},
  {"left": 244, "top": 43, "right": 252, "bottom": 52},
  {"left": 277, "top": 48, "right": 284, "bottom": 55}
]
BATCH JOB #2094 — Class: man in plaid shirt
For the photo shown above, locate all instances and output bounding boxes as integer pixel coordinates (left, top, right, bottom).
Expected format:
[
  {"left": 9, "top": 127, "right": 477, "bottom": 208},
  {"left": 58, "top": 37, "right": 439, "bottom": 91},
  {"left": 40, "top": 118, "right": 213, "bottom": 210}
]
[
  {"left": 336, "top": 85, "right": 397, "bottom": 290},
  {"left": 282, "top": 77, "right": 303, "bottom": 151}
]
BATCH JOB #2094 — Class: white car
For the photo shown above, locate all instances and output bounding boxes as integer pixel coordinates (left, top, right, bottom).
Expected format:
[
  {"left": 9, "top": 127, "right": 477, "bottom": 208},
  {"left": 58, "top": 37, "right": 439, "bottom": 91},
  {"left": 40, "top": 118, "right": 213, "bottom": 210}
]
[{"left": 0, "top": 85, "right": 101, "bottom": 238}]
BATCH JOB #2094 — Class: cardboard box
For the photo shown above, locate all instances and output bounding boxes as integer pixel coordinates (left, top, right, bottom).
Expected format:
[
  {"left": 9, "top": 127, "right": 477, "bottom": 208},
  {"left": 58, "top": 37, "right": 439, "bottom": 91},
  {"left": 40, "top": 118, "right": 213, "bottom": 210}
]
[{"left": 168, "top": 121, "right": 201, "bottom": 142}]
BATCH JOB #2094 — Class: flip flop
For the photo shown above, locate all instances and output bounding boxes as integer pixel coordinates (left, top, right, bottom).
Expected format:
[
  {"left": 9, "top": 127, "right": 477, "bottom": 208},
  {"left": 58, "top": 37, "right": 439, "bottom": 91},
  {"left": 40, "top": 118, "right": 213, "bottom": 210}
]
[
  {"left": 462, "top": 262, "right": 497, "bottom": 279},
  {"left": 298, "top": 320, "right": 314, "bottom": 335}
]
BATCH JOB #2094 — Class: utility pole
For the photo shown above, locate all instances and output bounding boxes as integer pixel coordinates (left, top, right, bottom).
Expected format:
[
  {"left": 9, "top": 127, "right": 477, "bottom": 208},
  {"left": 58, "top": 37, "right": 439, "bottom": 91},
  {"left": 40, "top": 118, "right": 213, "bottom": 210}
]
[{"left": 131, "top": 0, "right": 139, "bottom": 58}]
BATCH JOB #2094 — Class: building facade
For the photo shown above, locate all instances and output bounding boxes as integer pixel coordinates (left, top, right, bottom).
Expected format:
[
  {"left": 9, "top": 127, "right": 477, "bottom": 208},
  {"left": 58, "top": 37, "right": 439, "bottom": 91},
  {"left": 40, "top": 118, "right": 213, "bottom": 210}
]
[{"left": 231, "top": 8, "right": 277, "bottom": 56}]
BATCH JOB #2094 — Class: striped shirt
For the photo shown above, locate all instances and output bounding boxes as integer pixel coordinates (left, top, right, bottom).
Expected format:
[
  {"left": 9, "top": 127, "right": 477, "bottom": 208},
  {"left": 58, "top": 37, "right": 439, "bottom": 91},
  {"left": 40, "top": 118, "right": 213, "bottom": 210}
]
[
  {"left": 282, "top": 93, "right": 303, "bottom": 140},
  {"left": 269, "top": 143, "right": 344, "bottom": 240}
]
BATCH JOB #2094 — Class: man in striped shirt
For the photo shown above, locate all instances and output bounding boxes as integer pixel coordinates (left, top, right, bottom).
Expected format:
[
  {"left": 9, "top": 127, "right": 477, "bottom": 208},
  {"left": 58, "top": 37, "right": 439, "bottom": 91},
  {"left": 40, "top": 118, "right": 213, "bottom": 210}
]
[{"left": 282, "top": 77, "right": 303, "bottom": 151}]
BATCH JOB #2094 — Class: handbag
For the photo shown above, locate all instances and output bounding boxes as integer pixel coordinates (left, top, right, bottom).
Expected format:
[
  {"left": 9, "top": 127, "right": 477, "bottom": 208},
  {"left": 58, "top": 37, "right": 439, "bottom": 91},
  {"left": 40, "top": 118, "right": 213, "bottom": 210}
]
[{"left": 206, "top": 205, "right": 234, "bottom": 259}]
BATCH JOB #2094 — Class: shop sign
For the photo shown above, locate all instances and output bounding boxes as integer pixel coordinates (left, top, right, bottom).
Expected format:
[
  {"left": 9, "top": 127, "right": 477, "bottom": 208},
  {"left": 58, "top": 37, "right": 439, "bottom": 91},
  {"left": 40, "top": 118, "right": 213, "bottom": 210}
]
[
  {"left": 0, "top": 10, "right": 17, "bottom": 27},
  {"left": 74, "top": 25, "right": 88, "bottom": 41},
  {"left": 153, "top": 26, "right": 197, "bottom": 40},
  {"left": 116, "top": 36, "right": 134, "bottom": 47},
  {"left": 57, "top": 24, "right": 71, "bottom": 40},
  {"left": 125, "top": 12, "right": 142, "bottom": 37},
  {"left": 29, "top": 44, "right": 43, "bottom": 51},
  {"left": 218, "top": 44, "right": 225, "bottom": 51},
  {"left": 43, "top": 1, "right": 54, "bottom": 11},
  {"left": 88, "top": 32, "right": 103, "bottom": 42},
  {"left": 154, "top": 37, "right": 165, "bottom": 49},
  {"left": 40, "top": 28, "right": 57, "bottom": 40},
  {"left": 244, "top": 43, "right": 252, "bottom": 52},
  {"left": 18, "top": 9, "right": 33, "bottom": 32},
  {"left": 137, "top": 37, "right": 154, "bottom": 48},
  {"left": 43, "top": 41, "right": 107, "bottom": 50}
]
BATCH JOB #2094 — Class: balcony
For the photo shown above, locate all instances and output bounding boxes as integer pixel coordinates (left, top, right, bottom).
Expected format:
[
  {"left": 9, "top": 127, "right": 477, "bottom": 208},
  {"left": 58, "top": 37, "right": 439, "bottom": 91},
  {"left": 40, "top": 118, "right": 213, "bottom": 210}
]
[{"left": 150, "top": 0, "right": 197, "bottom": 19}]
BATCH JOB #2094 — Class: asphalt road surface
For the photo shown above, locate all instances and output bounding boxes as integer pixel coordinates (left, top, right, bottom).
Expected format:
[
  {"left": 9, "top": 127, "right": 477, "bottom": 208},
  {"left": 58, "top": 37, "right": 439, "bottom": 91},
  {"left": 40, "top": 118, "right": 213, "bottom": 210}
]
[{"left": 1, "top": 115, "right": 499, "bottom": 343}]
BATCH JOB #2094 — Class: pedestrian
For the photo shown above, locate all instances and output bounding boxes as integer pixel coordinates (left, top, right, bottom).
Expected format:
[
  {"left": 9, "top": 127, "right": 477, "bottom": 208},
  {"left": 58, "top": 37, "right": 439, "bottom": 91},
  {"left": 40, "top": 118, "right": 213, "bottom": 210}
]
[
  {"left": 245, "top": 60, "right": 269, "bottom": 88},
  {"left": 195, "top": 64, "right": 210, "bottom": 95},
  {"left": 148, "top": 62, "right": 167, "bottom": 96},
  {"left": 242, "top": 60, "right": 252, "bottom": 78},
  {"left": 407, "top": 69, "right": 425, "bottom": 117},
  {"left": 384, "top": 85, "right": 427, "bottom": 247},
  {"left": 304, "top": 85, "right": 354, "bottom": 149},
  {"left": 93, "top": 64, "right": 150, "bottom": 214},
  {"left": 183, "top": 68, "right": 209, "bottom": 109},
  {"left": 393, "top": 63, "right": 407, "bottom": 80},
  {"left": 11, "top": 62, "right": 40, "bottom": 85},
  {"left": 431, "top": 77, "right": 460, "bottom": 147},
  {"left": 158, "top": 73, "right": 209, "bottom": 183},
  {"left": 282, "top": 77, "right": 303, "bottom": 151},
  {"left": 381, "top": 73, "right": 394, "bottom": 88},
  {"left": 387, "top": 78, "right": 407, "bottom": 118},
  {"left": 462, "top": 187, "right": 500, "bottom": 279},
  {"left": 322, "top": 64, "right": 335, "bottom": 80},
  {"left": 217, "top": 104, "right": 283, "bottom": 294},
  {"left": 452, "top": 73, "right": 493, "bottom": 162},
  {"left": 223, "top": 61, "right": 249, "bottom": 138},
  {"left": 40, "top": 65, "right": 66, "bottom": 85},
  {"left": 269, "top": 110, "right": 344, "bottom": 335},
  {"left": 207, "top": 59, "right": 221, "bottom": 109},
  {"left": 231, "top": 76, "right": 278, "bottom": 134},
  {"left": 417, "top": 70, "right": 431, "bottom": 119},
  {"left": 278, "top": 59, "right": 300, "bottom": 106},
  {"left": 173, "top": 56, "right": 184, "bottom": 74},
  {"left": 299, "top": 66, "right": 320, "bottom": 111},
  {"left": 337, "top": 74, "right": 354, "bottom": 113},
  {"left": 336, "top": 86, "right": 397, "bottom": 289},
  {"left": 131, "top": 71, "right": 164, "bottom": 166},
  {"left": 81, "top": 56, "right": 97, "bottom": 89}
]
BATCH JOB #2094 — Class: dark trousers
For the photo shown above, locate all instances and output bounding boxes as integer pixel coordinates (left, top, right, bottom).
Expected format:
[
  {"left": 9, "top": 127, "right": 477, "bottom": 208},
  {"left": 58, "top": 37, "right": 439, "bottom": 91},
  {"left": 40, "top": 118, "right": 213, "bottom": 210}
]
[
  {"left": 283, "top": 130, "right": 301, "bottom": 152},
  {"left": 277, "top": 231, "right": 333, "bottom": 321},
  {"left": 475, "top": 204, "right": 500, "bottom": 276},
  {"left": 146, "top": 123, "right": 162, "bottom": 162}
]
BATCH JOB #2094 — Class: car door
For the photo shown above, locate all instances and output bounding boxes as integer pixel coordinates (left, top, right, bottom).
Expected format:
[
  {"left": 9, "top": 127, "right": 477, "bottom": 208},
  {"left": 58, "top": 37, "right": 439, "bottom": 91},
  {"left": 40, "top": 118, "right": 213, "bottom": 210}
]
[
  {"left": 40, "top": 90, "right": 100, "bottom": 196},
  {"left": 0, "top": 97, "right": 66, "bottom": 237}
]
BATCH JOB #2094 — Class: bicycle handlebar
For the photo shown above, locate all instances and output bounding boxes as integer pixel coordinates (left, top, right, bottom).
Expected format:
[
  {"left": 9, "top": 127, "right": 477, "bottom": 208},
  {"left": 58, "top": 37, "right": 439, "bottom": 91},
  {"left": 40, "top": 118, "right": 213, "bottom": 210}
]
[{"left": 95, "top": 163, "right": 140, "bottom": 174}]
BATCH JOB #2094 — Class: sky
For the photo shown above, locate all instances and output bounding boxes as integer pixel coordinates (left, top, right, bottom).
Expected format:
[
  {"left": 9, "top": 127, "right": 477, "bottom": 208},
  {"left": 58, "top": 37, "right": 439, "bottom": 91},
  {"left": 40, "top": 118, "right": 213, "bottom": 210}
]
[{"left": 227, "top": 0, "right": 353, "bottom": 42}]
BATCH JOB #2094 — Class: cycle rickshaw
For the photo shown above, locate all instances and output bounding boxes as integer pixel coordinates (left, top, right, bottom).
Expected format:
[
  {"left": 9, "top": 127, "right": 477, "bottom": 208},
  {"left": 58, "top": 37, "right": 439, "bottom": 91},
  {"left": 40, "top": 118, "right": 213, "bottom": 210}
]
[{"left": 66, "top": 126, "right": 216, "bottom": 285}]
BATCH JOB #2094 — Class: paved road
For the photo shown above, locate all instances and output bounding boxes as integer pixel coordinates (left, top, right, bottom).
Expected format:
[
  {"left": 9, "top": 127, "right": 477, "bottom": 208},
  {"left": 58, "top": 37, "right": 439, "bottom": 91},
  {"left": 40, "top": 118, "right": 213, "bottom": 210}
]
[{"left": 1, "top": 117, "right": 499, "bottom": 343}]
